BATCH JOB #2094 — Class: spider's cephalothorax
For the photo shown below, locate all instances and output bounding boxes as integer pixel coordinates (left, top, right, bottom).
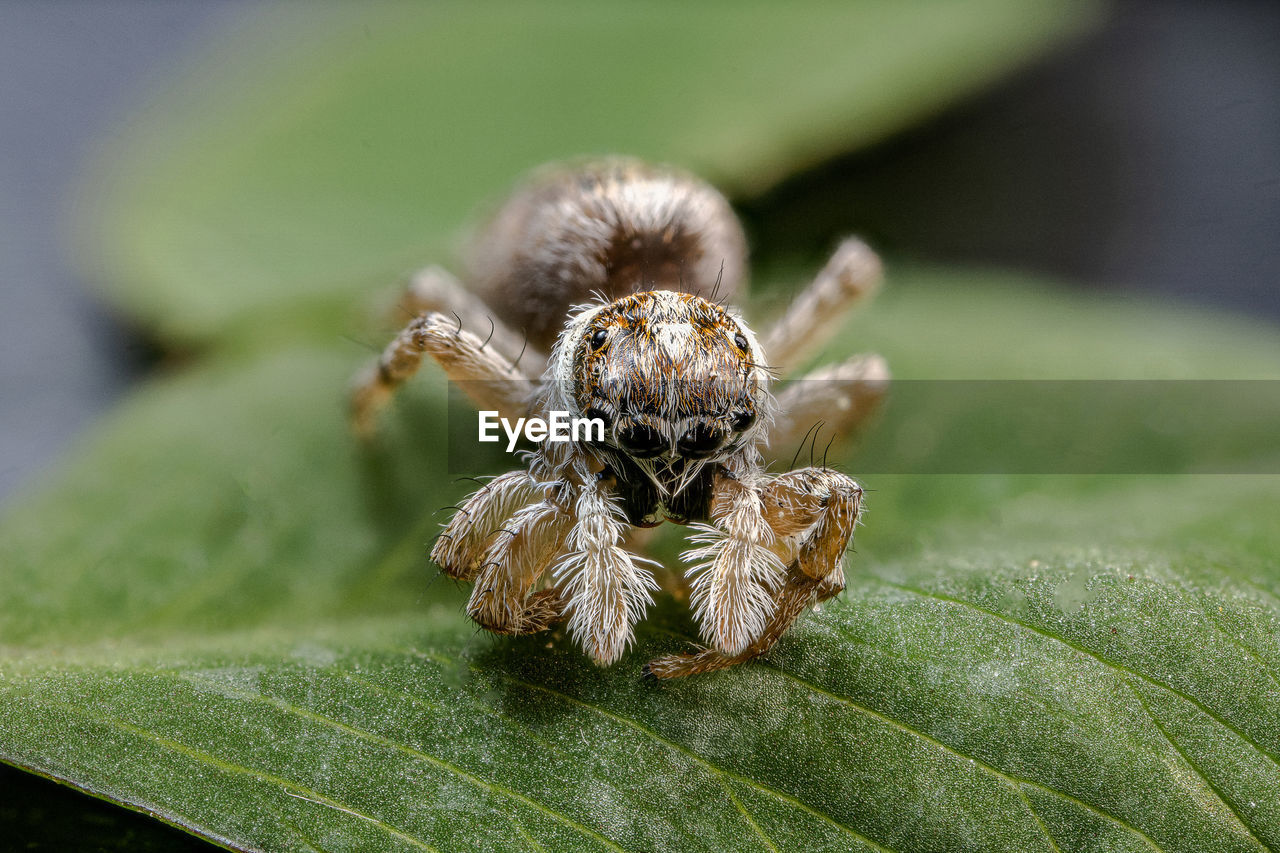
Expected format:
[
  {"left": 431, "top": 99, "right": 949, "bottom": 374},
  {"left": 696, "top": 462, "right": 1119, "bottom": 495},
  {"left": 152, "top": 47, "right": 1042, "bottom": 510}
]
[
  {"left": 546, "top": 290, "right": 774, "bottom": 524},
  {"left": 351, "top": 158, "right": 888, "bottom": 677}
]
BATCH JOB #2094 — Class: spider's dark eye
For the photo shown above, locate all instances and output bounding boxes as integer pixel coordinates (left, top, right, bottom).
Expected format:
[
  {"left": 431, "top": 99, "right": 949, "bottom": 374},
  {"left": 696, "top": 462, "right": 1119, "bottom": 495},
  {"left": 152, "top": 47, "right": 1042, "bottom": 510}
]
[
  {"left": 583, "top": 406, "right": 613, "bottom": 430},
  {"left": 733, "top": 332, "right": 749, "bottom": 351},
  {"left": 591, "top": 329, "right": 609, "bottom": 350},
  {"left": 731, "top": 410, "right": 756, "bottom": 432}
]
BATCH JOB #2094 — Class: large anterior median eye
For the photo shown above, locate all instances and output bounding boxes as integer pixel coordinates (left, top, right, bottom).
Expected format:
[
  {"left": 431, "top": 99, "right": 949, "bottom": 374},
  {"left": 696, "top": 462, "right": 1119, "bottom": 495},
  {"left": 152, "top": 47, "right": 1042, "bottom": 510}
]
[
  {"left": 677, "top": 424, "right": 726, "bottom": 459},
  {"left": 618, "top": 424, "right": 666, "bottom": 457},
  {"left": 591, "top": 329, "right": 609, "bottom": 350},
  {"left": 583, "top": 406, "right": 613, "bottom": 429}
]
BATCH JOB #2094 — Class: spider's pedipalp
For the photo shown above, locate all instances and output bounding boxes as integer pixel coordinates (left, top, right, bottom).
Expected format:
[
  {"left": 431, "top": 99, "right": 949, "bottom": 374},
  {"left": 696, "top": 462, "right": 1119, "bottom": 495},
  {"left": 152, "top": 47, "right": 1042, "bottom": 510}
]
[
  {"left": 647, "top": 466, "right": 862, "bottom": 678},
  {"left": 681, "top": 456, "right": 791, "bottom": 656},
  {"left": 643, "top": 568, "right": 840, "bottom": 678},
  {"left": 554, "top": 481, "right": 658, "bottom": 665}
]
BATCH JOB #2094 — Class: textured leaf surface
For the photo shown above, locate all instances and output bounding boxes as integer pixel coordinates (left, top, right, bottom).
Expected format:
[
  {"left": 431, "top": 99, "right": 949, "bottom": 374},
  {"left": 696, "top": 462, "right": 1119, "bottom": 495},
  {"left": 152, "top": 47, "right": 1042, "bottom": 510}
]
[
  {"left": 3, "top": 276, "right": 1280, "bottom": 852},
  {"left": 76, "top": 0, "right": 1098, "bottom": 344}
]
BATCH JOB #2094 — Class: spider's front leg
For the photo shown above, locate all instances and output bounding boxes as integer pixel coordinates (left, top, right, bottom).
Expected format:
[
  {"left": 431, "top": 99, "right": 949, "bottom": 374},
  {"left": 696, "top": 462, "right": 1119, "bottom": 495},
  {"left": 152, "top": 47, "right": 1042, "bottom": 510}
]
[
  {"left": 431, "top": 468, "right": 577, "bottom": 634},
  {"left": 646, "top": 467, "right": 863, "bottom": 679},
  {"left": 463, "top": 482, "right": 576, "bottom": 635}
]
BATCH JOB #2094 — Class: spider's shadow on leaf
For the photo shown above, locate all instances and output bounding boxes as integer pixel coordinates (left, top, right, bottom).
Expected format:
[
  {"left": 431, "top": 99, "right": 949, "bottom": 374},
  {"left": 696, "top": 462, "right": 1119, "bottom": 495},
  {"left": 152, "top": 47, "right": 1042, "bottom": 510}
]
[{"left": 448, "top": 594, "right": 765, "bottom": 716}]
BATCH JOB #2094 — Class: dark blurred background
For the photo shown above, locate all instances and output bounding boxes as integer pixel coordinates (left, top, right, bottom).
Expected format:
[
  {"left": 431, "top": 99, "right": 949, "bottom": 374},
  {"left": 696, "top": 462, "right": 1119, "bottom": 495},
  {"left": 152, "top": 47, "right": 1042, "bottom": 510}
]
[{"left": 1, "top": 0, "right": 1278, "bottom": 505}]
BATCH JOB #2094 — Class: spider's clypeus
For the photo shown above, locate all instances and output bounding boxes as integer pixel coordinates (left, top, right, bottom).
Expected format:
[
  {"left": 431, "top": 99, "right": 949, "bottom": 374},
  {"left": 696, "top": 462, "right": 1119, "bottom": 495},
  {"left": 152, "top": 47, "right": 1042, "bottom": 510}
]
[{"left": 351, "top": 159, "right": 888, "bottom": 678}]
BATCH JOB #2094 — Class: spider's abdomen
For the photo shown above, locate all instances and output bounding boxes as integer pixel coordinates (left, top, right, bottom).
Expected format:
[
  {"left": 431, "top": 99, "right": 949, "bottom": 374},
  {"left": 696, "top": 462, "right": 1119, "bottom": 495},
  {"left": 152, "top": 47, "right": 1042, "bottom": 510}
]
[{"left": 464, "top": 159, "right": 747, "bottom": 351}]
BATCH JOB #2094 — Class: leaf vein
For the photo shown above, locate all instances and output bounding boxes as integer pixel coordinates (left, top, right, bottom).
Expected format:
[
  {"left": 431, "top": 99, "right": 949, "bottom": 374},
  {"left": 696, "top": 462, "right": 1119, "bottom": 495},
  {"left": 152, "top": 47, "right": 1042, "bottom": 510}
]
[
  {"left": 508, "top": 812, "right": 550, "bottom": 853},
  {"left": 1125, "top": 682, "right": 1272, "bottom": 852},
  {"left": 167, "top": 669, "right": 626, "bottom": 853},
  {"left": 878, "top": 580, "right": 1280, "bottom": 771},
  {"left": 411, "top": 649, "right": 901, "bottom": 853},
  {"left": 330, "top": 664, "right": 571, "bottom": 759},
  {"left": 718, "top": 776, "right": 781, "bottom": 853},
  {"left": 47, "top": 699, "right": 441, "bottom": 852},
  {"left": 1194, "top": 600, "right": 1280, "bottom": 697},
  {"left": 1015, "top": 786, "right": 1065, "bottom": 853},
  {"left": 758, "top": 661, "right": 1165, "bottom": 853}
]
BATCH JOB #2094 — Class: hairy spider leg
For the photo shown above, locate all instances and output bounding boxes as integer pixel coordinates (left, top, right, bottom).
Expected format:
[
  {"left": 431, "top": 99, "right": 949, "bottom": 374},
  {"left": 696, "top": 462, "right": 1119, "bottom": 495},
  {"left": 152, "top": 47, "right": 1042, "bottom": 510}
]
[
  {"left": 768, "top": 352, "right": 890, "bottom": 457},
  {"left": 762, "top": 237, "right": 882, "bottom": 373},
  {"left": 646, "top": 466, "right": 862, "bottom": 678},
  {"left": 399, "top": 266, "right": 547, "bottom": 371},
  {"left": 350, "top": 312, "right": 537, "bottom": 436}
]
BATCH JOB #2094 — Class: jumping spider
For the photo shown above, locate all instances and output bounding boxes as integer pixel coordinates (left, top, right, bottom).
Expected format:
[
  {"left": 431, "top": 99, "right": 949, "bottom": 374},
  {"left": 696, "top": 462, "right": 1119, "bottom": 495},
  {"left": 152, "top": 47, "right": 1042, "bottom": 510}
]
[{"left": 351, "top": 159, "right": 887, "bottom": 678}]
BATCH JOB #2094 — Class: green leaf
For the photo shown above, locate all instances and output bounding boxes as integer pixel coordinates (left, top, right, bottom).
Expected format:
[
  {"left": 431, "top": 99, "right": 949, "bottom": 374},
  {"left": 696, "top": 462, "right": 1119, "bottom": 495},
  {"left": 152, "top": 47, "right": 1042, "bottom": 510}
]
[
  {"left": 3, "top": 273, "right": 1280, "bottom": 851},
  {"left": 76, "top": 0, "right": 1099, "bottom": 345}
]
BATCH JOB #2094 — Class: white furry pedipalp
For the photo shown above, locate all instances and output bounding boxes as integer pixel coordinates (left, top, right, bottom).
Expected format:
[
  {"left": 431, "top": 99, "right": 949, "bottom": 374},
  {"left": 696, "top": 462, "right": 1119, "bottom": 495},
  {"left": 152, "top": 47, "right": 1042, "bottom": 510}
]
[
  {"left": 552, "top": 481, "right": 659, "bottom": 665},
  {"left": 682, "top": 485, "right": 787, "bottom": 655}
]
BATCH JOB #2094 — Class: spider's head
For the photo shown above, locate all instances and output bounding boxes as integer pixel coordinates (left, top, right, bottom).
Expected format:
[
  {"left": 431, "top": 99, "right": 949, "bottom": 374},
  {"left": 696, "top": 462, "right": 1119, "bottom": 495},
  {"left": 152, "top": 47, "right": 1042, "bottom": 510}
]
[{"left": 550, "top": 291, "right": 771, "bottom": 483}]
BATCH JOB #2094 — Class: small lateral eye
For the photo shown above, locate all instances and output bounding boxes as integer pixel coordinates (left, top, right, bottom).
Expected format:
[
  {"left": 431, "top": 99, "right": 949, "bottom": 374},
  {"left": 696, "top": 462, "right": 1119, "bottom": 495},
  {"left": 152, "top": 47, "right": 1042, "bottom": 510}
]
[
  {"left": 591, "top": 329, "right": 609, "bottom": 350},
  {"left": 733, "top": 332, "right": 749, "bottom": 351}
]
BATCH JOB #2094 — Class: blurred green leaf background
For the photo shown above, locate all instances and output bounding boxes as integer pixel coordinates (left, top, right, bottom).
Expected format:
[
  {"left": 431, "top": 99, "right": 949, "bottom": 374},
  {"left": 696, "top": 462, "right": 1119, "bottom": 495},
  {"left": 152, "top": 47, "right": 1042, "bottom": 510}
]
[{"left": 5, "top": 2, "right": 1280, "bottom": 852}]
